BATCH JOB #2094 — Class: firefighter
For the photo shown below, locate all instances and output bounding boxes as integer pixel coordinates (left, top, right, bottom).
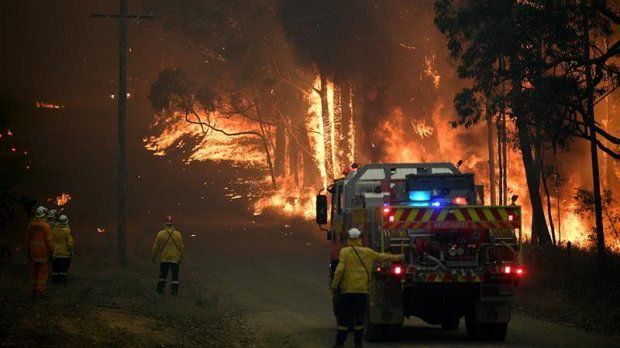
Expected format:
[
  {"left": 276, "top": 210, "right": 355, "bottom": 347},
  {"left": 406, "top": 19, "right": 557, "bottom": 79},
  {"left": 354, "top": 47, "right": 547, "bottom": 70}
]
[
  {"left": 331, "top": 228, "right": 404, "bottom": 348},
  {"left": 26, "top": 206, "right": 53, "bottom": 298},
  {"left": 152, "top": 215, "right": 184, "bottom": 296},
  {"left": 51, "top": 215, "right": 73, "bottom": 283},
  {"left": 47, "top": 209, "right": 58, "bottom": 226}
]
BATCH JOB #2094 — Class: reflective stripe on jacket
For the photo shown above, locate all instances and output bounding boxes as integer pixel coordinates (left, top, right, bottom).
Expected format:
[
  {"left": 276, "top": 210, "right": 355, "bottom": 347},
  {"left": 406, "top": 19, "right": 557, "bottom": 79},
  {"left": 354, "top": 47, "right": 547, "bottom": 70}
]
[
  {"left": 331, "top": 239, "right": 401, "bottom": 294},
  {"left": 52, "top": 224, "right": 73, "bottom": 258},
  {"left": 27, "top": 218, "right": 53, "bottom": 263},
  {"left": 152, "top": 227, "right": 184, "bottom": 263}
]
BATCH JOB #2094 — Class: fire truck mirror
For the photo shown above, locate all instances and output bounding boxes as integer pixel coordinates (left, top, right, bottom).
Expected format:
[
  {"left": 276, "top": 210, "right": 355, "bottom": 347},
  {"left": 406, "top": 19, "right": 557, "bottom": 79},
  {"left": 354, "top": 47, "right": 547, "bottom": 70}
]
[{"left": 316, "top": 194, "right": 328, "bottom": 225}]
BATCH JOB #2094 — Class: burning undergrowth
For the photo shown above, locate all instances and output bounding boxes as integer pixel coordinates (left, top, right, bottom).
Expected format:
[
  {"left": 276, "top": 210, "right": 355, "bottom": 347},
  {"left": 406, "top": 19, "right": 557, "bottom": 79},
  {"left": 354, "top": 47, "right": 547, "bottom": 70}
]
[{"left": 143, "top": 0, "right": 619, "bottom": 251}]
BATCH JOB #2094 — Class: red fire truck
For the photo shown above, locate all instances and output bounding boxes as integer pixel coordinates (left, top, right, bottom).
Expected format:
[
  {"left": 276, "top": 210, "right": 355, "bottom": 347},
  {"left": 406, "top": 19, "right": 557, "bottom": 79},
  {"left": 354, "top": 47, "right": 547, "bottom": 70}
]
[{"left": 316, "top": 163, "right": 524, "bottom": 341}]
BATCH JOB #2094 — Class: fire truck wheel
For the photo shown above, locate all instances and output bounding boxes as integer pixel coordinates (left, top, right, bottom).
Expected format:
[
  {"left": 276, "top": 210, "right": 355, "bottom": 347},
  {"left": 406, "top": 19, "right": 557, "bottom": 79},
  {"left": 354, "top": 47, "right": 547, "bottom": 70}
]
[
  {"left": 465, "top": 312, "right": 480, "bottom": 338},
  {"left": 385, "top": 324, "right": 402, "bottom": 341},
  {"left": 483, "top": 323, "right": 507, "bottom": 341},
  {"left": 441, "top": 316, "right": 460, "bottom": 331}
]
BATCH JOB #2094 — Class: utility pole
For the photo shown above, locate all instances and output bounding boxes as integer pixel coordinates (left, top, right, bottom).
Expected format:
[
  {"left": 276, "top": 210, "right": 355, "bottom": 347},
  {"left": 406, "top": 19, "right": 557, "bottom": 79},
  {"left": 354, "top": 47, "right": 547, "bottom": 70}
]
[
  {"left": 486, "top": 102, "right": 496, "bottom": 206},
  {"left": 91, "top": 2, "right": 154, "bottom": 267}
]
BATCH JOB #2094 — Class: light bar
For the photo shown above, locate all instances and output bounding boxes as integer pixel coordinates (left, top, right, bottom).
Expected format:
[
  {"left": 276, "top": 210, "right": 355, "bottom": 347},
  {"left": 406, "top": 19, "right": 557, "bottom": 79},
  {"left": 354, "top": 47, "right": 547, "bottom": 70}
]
[{"left": 409, "top": 190, "right": 431, "bottom": 202}]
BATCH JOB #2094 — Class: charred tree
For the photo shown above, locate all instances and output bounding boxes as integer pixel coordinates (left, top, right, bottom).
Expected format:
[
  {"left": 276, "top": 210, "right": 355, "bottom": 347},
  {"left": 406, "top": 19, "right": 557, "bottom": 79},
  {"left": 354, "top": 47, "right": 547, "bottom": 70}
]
[
  {"left": 320, "top": 73, "right": 334, "bottom": 179},
  {"left": 274, "top": 125, "right": 286, "bottom": 177},
  {"left": 486, "top": 103, "right": 496, "bottom": 205},
  {"left": 340, "top": 78, "right": 353, "bottom": 168}
]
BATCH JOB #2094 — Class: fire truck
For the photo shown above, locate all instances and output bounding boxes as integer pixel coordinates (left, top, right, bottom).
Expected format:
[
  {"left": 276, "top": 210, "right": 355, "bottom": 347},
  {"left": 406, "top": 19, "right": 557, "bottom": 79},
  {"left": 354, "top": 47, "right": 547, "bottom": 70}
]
[{"left": 316, "top": 163, "right": 524, "bottom": 341}]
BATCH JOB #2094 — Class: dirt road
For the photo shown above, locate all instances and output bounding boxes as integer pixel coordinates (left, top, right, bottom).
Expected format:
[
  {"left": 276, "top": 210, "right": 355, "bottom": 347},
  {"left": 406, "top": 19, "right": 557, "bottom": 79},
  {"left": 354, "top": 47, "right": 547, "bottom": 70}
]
[{"left": 183, "top": 217, "right": 620, "bottom": 348}]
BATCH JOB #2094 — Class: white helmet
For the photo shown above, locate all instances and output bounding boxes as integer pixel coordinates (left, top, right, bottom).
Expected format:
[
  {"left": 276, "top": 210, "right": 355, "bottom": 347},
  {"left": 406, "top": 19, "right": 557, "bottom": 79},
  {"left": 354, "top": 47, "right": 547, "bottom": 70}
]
[
  {"left": 35, "top": 206, "right": 47, "bottom": 218},
  {"left": 348, "top": 228, "right": 361, "bottom": 239},
  {"left": 58, "top": 215, "right": 69, "bottom": 224}
]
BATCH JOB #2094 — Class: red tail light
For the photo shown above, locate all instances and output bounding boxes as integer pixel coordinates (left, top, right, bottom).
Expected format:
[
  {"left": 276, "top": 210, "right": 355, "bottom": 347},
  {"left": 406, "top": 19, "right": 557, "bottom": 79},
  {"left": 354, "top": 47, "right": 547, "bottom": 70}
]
[
  {"left": 515, "top": 266, "right": 525, "bottom": 277},
  {"left": 451, "top": 196, "right": 467, "bottom": 205},
  {"left": 503, "top": 265, "right": 511, "bottom": 274},
  {"left": 388, "top": 215, "right": 395, "bottom": 222},
  {"left": 392, "top": 265, "right": 403, "bottom": 276}
]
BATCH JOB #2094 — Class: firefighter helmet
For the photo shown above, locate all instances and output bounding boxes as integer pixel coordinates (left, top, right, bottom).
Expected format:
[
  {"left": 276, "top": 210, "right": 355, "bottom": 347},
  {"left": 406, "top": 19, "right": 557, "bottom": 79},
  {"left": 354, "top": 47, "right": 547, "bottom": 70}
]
[
  {"left": 348, "top": 228, "right": 361, "bottom": 239},
  {"left": 164, "top": 215, "right": 174, "bottom": 226},
  {"left": 58, "top": 215, "right": 69, "bottom": 224},
  {"left": 35, "top": 206, "right": 47, "bottom": 218},
  {"left": 47, "top": 209, "right": 57, "bottom": 219}
]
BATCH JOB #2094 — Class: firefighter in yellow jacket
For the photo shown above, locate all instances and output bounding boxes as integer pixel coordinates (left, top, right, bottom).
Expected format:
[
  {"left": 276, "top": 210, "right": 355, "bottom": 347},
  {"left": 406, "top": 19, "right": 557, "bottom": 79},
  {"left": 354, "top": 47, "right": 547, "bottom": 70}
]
[
  {"left": 51, "top": 215, "right": 73, "bottom": 283},
  {"left": 152, "top": 215, "right": 184, "bottom": 296},
  {"left": 331, "top": 228, "right": 404, "bottom": 348},
  {"left": 26, "top": 206, "right": 54, "bottom": 298}
]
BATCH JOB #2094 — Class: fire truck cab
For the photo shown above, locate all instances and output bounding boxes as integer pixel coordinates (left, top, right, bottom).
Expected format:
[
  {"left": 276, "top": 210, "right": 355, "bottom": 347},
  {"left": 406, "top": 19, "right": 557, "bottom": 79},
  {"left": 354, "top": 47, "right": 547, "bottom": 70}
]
[{"left": 317, "top": 163, "right": 523, "bottom": 342}]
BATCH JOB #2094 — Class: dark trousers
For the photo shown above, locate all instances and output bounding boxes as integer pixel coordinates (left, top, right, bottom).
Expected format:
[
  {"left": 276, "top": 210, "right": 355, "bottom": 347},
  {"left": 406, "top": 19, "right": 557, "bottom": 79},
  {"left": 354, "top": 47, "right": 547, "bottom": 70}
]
[
  {"left": 51, "top": 257, "right": 71, "bottom": 283},
  {"left": 335, "top": 293, "right": 367, "bottom": 347},
  {"left": 157, "top": 262, "right": 180, "bottom": 295}
]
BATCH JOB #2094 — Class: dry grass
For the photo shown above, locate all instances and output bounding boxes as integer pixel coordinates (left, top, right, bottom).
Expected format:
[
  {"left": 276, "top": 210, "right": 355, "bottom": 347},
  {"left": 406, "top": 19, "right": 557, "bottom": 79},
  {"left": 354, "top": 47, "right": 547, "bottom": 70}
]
[
  {"left": 515, "top": 245, "right": 620, "bottom": 335},
  {"left": 0, "top": 252, "right": 256, "bottom": 347}
]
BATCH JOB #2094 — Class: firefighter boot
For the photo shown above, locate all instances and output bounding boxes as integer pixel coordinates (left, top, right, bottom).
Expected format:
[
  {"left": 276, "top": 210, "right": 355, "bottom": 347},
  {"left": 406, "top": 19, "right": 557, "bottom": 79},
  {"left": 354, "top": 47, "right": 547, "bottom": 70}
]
[
  {"left": 334, "top": 330, "right": 347, "bottom": 347},
  {"left": 156, "top": 279, "right": 166, "bottom": 294},
  {"left": 171, "top": 281, "right": 179, "bottom": 296}
]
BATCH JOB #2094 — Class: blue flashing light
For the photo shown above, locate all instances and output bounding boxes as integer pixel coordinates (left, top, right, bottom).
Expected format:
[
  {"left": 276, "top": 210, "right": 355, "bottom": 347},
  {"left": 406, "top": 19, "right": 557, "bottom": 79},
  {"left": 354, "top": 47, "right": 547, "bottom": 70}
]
[
  {"left": 410, "top": 202, "right": 430, "bottom": 207},
  {"left": 431, "top": 201, "right": 441, "bottom": 207},
  {"left": 408, "top": 190, "right": 431, "bottom": 202}
]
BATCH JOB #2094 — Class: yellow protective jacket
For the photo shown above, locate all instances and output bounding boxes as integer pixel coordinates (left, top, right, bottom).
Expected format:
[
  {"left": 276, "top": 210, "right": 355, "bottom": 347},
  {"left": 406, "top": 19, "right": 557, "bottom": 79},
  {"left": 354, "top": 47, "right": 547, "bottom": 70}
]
[
  {"left": 152, "top": 227, "right": 184, "bottom": 263},
  {"left": 331, "top": 239, "right": 402, "bottom": 294},
  {"left": 52, "top": 224, "right": 73, "bottom": 258},
  {"left": 26, "top": 218, "right": 53, "bottom": 263}
]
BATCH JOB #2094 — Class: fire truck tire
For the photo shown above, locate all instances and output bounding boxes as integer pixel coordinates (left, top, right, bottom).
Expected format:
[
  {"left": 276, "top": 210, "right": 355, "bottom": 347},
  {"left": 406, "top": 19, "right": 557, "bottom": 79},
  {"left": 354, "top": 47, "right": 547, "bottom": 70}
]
[
  {"left": 483, "top": 323, "right": 507, "bottom": 341},
  {"left": 440, "top": 316, "right": 460, "bottom": 331},
  {"left": 465, "top": 312, "right": 480, "bottom": 338},
  {"left": 465, "top": 313, "right": 507, "bottom": 341},
  {"left": 385, "top": 324, "right": 402, "bottom": 341}
]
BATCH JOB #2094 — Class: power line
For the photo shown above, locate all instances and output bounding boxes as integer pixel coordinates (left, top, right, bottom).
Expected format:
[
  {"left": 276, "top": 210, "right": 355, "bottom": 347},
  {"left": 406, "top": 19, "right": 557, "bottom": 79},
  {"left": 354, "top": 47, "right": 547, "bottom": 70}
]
[{"left": 91, "top": 1, "right": 155, "bottom": 268}]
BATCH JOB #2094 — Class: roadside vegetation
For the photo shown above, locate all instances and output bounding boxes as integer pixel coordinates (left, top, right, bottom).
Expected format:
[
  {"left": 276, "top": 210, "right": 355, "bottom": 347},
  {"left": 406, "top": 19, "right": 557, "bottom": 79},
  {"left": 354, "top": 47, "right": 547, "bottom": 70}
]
[
  {"left": 0, "top": 253, "right": 256, "bottom": 347},
  {"left": 516, "top": 245, "right": 620, "bottom": 336}
]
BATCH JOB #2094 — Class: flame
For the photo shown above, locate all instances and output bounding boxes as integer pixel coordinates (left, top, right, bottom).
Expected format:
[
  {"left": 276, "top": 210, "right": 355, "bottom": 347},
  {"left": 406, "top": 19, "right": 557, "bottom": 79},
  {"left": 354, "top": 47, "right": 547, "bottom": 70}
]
[
  {"left": 411, "top": 119, "right": 434, "bottom": 138},
  {"left": 144, "top": 73, "right": 610, "bottom": 250},
  {"left": 424, "top": 54, "right": 441, "bottom": 89},
  {"left": 56, "top": 193, "right": 72, "bottom": 206},
  {"left": 36, "top": 101, "right": 64, "bottom": 109}
]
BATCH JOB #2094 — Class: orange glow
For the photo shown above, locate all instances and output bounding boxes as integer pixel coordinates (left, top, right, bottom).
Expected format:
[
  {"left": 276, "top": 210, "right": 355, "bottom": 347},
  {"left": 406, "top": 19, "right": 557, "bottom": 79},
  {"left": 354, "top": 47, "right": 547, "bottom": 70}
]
[{"left": 56, "top": 193, "right": 72, "bottom": 206}]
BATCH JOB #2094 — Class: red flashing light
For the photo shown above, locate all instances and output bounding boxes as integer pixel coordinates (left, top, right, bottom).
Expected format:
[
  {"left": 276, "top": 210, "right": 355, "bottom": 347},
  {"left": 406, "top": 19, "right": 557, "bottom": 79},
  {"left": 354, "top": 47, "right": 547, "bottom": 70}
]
[
  {"left": 503, "top": 265, "right": 511, "bottom": 274},
  {"left": 515, "top": 266, "right": 525, "bottom": 277},
  {"left": 388, "top": 215, "right": 395, "bottom": 222},
  {"left": 508, "top": 214, "right": 514, "bottom": 222},
  {"left": 383, "top": 206, "right": 391, "bottom": 214},
  {"left": 452, "top": 196, "right": 467, "bottom": 205},
  {"left": 392, "top": 265, "right": 403, "bottom": 275}
]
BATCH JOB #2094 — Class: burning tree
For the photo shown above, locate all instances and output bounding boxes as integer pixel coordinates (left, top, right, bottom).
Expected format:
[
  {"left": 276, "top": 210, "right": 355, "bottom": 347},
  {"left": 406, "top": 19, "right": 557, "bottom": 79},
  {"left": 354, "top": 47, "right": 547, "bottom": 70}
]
[{"left": 435, "top": 0, "right": 620, "bottom": 257}]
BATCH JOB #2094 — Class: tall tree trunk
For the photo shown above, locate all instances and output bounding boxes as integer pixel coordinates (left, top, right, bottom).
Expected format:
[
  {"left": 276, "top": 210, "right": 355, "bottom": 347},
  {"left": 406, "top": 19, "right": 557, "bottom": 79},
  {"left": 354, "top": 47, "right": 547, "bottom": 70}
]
[
  {"left": 274, "top": 125, "right": 286, "bottom": 177},
  {"left": 255, "top": 102, "right": 277, "bottom": 189},
  {"left": 557, "top": 190, "right": 562, "bottom": 244},
  {"left": 540, "top": 148, "right": 556, "bottom": 245},
  {"left": 340, "top": 79, "right": 353, "bottom": 167},
  {"left": 319, "top": 72, "right": 334, "bottom": 180},
  {"left": 288, "top": 131, "right": 300, "bottom": 188},
  {"left": 299, "top": 125, "right": 320, "bottom": 187},
  {"left": 333, "top": 81, "right": 343, "bottom": 175},
  {"left": 502, "top": 114, "right": 508, "bottom": 205},
  {"left": 486, "top": 104, "right": 496, "bottom": 205},
  {"left": 515, "top": 115, "right": 551, "bottom": 245},
  {"left": 582, "top": 4, "right": 606, "bottom": 270},
  {"left": 497, "top": 116, "right": 504, "bottom": 205}
]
